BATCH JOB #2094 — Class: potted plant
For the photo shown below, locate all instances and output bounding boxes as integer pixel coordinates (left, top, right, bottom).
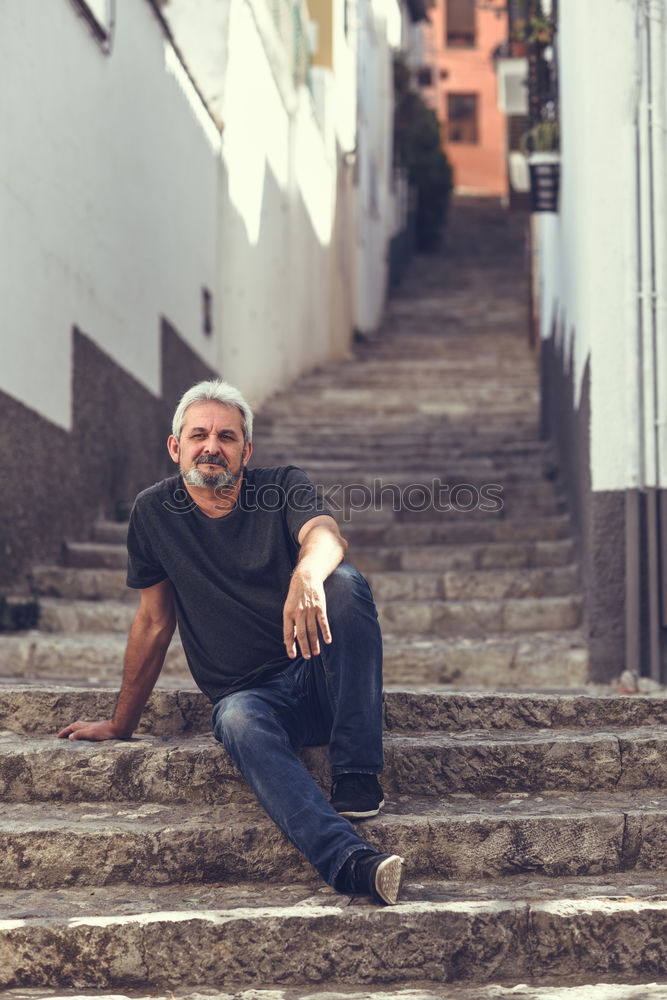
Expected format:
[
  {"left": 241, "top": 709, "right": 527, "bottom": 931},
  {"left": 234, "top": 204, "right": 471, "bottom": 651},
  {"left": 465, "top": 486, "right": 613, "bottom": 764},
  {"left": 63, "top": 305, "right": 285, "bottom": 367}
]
[{"left": 520, "top": 121, "right": 560, "bottom": 212}]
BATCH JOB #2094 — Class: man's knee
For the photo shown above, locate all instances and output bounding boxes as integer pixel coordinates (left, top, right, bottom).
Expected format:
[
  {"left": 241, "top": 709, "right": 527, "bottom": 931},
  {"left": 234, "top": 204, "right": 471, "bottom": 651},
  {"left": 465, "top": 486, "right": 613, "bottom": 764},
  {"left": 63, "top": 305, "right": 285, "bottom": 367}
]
[
  {"left": 324, "top": 562, "right": 373, "bottom": 614},
  {"left": 213, "top": 692, "right": 272, "bottom": 748}
]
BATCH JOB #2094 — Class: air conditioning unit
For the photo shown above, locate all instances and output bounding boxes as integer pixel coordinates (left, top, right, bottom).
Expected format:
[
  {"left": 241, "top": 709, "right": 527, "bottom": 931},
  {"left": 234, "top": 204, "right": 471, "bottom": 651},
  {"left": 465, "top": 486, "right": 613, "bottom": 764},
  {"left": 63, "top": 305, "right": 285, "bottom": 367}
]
[{"left": 496, "top": 57, "right": 529, "bottom": 116}]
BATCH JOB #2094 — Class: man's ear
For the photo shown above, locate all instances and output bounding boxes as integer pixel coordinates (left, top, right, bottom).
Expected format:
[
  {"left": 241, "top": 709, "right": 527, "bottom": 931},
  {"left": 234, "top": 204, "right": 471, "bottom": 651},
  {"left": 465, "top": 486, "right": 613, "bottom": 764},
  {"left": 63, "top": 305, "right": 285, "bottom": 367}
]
[
  {"left": 167, "top": 434, "right": 180, "bottom": 465},
  {"left": 242, "top": 441, "right": 253, "bottom": 467}
]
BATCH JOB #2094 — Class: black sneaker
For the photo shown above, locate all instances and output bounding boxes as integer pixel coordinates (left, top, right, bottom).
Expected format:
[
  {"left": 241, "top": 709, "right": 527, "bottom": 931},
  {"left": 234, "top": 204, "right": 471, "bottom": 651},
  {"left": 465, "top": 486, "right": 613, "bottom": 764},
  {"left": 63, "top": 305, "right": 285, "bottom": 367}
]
[
  {"left": 330, "top": 773, "right": 385, "bottom": 819},
  {"left": 337, "top": 849, "right": 406, "bottom": 905}
]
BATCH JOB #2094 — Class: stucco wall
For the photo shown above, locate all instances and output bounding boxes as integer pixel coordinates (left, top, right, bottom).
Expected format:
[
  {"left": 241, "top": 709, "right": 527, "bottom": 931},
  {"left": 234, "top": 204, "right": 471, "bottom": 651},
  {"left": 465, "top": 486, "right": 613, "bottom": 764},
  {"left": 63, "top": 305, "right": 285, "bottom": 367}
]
[
  {"left": 536, "top": 0, "right": 639, "bottom": 679},
  {"left": 0, "top": 0, "right": 221, "bottom": 431}
]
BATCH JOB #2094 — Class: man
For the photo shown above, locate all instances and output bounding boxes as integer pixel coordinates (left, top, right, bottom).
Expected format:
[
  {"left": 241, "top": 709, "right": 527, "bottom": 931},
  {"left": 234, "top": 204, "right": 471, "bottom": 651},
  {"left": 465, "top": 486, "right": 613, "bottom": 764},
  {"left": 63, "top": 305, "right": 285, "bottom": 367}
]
[{"left": 58, "top": 379, "right": 406, "bottom": 905}]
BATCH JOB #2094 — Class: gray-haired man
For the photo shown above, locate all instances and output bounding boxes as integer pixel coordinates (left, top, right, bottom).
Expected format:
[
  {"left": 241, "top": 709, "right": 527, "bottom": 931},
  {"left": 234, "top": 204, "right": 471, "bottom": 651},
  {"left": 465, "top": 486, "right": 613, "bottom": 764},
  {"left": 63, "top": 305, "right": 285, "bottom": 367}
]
[{"left": 59, "top": 379, "right": 406, "bottom": 904}]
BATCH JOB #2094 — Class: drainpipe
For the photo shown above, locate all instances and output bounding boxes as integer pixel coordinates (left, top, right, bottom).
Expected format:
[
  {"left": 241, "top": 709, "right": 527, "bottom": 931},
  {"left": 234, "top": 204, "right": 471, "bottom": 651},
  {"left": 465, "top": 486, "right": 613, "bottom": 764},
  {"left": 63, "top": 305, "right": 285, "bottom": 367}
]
[
  {"left": 625, "top": 1, "right": 645, "bottom": 674},
  {"left": 631, "top": 0, "right": 666, "bottom": 680},
  {"left": 648, "top": 2, "right": 667, "bottom": 640}
]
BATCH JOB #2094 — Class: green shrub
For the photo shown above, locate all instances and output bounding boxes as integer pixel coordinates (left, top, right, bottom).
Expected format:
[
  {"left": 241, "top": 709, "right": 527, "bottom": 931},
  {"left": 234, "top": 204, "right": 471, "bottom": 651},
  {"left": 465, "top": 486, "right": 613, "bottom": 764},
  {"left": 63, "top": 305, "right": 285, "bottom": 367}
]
[{"left": 394, "top": 58, "right": 453, "bottom": 252}]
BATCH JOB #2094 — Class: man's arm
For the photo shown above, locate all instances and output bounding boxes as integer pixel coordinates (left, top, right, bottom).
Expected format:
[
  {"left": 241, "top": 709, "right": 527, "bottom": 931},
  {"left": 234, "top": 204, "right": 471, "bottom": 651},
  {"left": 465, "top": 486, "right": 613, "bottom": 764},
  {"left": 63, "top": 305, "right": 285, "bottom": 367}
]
[
  {"left": 283, "top": 515, "right": 348, "bottom": 660},
  {"left": 57, "top": 579, "right": 176, "bottom": 741}
]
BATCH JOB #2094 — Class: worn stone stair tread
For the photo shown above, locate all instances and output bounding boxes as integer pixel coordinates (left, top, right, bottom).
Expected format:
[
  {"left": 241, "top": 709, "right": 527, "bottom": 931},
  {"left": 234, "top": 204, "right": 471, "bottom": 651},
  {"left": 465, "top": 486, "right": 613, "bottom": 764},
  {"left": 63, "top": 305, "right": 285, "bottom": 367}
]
[
  {"left": 2, "top": 985, "right": 667, "bottom": 1000},
  {"left": 64, "top": 543, "right": 128, "bottom": 569},
  {"left": 33, "top": 595, "right": 585, "bottom": 643},
  {"left": 342, "top": 516, "right": 573, "bottom": 544},
  {"left": 1, "top": 787, "right": 667, "bottom": 887},
  {"left": 6, "top": 874, "right": 667, "bottom": 989},
  {"left": 62, "top": 538, "right": 577, "bottom": 574},
  {"left": 2, "top": 682, "right": 667, "bottom": 736},
  {"left": 93, "top": 513, "right": 573, "bottom": 548},
  {"left": 382, "top": 631, "right": 591, "bottom": 688},
  {"left": 4, "top": 725, "right": 667, "bottom": 803},
  {"left": 0, "top": 630, "right": 185, "bottom": 675},
  {"left": 378, "top": 595, "right": 583, "bottom": 635},
  {"left": 4, "top": 683, "right": 667, "bottom": 737},
  {"left": 5, "top": 868, "right": 667, "bottom": 919},
  {"left": 367, "top": 566, "right": 580, "bottom": 601},
  {"left": 352, "top": 539, "right": 575, "bottom": 572}
]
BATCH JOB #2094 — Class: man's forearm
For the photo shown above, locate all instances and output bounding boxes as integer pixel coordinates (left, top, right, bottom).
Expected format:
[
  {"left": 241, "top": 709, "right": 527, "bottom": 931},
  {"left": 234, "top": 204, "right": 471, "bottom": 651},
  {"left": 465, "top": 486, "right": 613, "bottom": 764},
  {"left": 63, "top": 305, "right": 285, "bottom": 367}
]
[
  {"left": 293, "top": 524, "right": 347, "bottom": 583},
  {"left": 110, "top": 613, "right": 175, "bottom": 737}
]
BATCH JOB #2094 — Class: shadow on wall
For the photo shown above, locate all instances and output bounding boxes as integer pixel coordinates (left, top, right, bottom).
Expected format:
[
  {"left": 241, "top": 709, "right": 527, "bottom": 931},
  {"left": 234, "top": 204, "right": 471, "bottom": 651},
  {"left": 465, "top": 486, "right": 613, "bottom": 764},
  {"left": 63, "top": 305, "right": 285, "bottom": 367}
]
[
  {"left": 540, "top": 321, "right": 626, "bottom": 682},
  {"left": 219, "top": 114, "right": 348, "bottom": 401},
  {"left": 0, "top": 321, "right": 215, "bottom": 590}
]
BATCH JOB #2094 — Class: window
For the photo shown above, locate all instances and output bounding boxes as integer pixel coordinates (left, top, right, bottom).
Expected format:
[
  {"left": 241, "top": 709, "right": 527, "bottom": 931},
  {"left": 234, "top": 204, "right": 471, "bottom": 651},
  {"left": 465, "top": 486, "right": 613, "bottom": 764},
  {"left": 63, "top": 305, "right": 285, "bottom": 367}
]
[
  {"left": 446, "top": 93, "right": 479, "bottom": 143},
  {"left": 446, "top": 0, "right": 476, "bottom": 48},
  {"left": 417, "top": 66, "right": 433, "bottom": 87}
]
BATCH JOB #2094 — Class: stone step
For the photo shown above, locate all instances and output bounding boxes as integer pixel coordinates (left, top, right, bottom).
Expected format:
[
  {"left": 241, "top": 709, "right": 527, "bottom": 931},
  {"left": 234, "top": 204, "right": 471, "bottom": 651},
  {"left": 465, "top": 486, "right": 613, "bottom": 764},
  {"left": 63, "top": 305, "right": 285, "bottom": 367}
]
[
  {"left": 64, "top": 538, "right": 575, "bottom": 575},
  {"left": 32, "top": 585, "right": 582, "bottom": 636},
  {"left": 382, "top": 632, "right": 589, "bottom": 687},
  {"left": 4, "top": 985, "right": 666, "bottom": 1000},
  {"left": 352, "top": 539, "right": 575, "bottom": 572},
  {"left": 31, "top": 567, "right": 135, "bottom": 603},
  {"left": 248, "top": 457, "right": 559, "bottom": 482},
  {"left": 60, "top": 540, "right": 575, "bottom": 579},
  {"left": 378, "top": 595, "right": 583, "bottom": 636},
  {"left": 2, "top": 788, "right": 667, "bottom": 889},
  {"left": 367, "top": 566, "right": 579, "bottom": 602},
  {"left": 254, "top": 431, "right": 553, "bottom": 454},
  {"left": 93, "top": 512, "right": 574, "bottom": 548},
  {"left": 3, "top": 872, "right": 667, "bottom": 988},
  {"left": 4, "top": 684, "right": 667, "bottom": 738},
  {"left": 64, "top": 542, "right": 127, "bottom": 570},
  {"left": 0, "top": 630, "right": 186, "bottom": 682},
  {"left": 3, "top": 725, "right": 667, "bottom": 805},
  {"left": 37, "top": 598, "right": 138, "bottom": 633},
  {"left": 342, "top": 514, "right": 573, "bottom": 545},
  {"left": 16, "top": 619, "right": 587, "bottom": 689}
]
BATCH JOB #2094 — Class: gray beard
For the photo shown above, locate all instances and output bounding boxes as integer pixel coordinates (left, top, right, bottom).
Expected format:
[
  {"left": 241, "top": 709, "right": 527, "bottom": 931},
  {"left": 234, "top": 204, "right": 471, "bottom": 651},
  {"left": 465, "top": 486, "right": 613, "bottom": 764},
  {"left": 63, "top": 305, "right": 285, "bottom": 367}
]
[{"left": 182, "top": 465, "right": 242, "bottom": 490}]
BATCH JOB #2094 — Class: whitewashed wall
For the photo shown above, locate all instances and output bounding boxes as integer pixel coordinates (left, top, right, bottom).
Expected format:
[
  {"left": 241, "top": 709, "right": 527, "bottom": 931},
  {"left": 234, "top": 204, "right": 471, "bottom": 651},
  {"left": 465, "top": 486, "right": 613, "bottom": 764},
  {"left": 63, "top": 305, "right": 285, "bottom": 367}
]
[
  {"left": 355, "top": 0, "right": 402, "bottom": 335},
  {"left": 536, "top": 0, "right": 640, "bottom": 493},
  {"left": 0, "top": 0, "right": 221, "bottom": 430},
  {"left": 162, "top": 0, "right": 350, "bottom": 405},
  {"left": 2, "top": 0, "right": 403, "bottom": 431}
]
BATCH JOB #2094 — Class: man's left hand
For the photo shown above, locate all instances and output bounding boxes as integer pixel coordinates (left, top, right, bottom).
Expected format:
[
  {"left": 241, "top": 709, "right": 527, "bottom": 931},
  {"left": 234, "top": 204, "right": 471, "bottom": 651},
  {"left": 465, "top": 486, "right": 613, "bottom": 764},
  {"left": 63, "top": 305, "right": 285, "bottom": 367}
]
[{"left": 283, "top": 569, "right": 332, "bottom": 659}]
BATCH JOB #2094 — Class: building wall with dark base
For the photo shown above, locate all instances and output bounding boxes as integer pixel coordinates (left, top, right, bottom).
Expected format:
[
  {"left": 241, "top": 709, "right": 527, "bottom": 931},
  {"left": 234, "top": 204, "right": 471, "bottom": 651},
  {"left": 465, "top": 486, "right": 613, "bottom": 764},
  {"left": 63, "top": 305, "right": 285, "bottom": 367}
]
[
  {"left": 0, "top": 321, "right": 215, "bottom": 591},
  {"left": 540, "top": 327, "right": 626, "bottom": 682}
]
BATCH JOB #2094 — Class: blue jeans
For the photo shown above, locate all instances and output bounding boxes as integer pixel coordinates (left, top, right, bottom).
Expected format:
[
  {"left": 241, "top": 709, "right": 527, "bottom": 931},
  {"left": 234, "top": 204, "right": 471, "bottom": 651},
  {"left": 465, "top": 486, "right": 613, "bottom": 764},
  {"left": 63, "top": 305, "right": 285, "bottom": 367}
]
[{"left": 211, "top": 562, "right": 384, "bottom": 889}]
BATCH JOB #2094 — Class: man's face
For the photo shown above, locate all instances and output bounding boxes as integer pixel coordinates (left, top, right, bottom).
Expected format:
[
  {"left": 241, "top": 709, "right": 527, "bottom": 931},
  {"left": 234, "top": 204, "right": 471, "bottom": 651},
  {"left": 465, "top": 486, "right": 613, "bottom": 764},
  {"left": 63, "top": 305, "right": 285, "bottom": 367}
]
[{"left": 167, "top": 401, "right": 252, "bottom": 491}]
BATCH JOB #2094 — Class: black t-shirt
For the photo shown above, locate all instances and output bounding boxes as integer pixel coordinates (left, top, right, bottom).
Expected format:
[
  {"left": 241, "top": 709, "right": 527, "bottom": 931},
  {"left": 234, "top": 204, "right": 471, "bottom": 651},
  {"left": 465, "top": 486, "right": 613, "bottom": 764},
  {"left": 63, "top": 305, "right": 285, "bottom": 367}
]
[{"left": 126, "top": 466, "right": 332, "bottom": 702}]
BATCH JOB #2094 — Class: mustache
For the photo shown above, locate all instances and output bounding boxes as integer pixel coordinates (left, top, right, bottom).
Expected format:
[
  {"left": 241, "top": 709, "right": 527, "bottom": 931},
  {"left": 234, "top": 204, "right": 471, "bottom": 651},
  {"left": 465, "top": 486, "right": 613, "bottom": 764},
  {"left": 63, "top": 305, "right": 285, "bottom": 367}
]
[{"left": 195, "top": 454, "right": 228, "bottom": 468}]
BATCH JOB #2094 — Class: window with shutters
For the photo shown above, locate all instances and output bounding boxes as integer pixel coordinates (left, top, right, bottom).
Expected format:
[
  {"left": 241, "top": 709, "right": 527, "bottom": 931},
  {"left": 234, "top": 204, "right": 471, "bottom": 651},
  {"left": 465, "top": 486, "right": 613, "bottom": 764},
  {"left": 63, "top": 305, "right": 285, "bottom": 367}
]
[
  {"left": 446, "top": 93, "right": 479, "bottom": 143},
  {"left": 445, "top": 0, "right": 476, "bottom": 49}
]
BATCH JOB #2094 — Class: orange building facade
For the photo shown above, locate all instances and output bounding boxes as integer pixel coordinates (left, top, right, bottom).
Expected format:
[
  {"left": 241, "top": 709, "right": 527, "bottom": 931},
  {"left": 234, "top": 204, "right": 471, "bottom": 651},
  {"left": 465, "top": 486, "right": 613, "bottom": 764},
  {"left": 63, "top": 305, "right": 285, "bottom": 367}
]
[{"left": 418, "top": 0, "right": 509, "bottom": 196}]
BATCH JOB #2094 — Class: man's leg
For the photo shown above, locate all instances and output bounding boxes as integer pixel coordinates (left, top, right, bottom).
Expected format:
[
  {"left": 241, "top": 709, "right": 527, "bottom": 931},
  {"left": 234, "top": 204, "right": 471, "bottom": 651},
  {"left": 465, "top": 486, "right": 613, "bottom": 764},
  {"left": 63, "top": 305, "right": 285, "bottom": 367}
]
[
  {"left": 318, "top": 563, "right": 385, "bottom": 811},
  {"left": 212, "top": 673, "right": 380, "bottom": 891}
]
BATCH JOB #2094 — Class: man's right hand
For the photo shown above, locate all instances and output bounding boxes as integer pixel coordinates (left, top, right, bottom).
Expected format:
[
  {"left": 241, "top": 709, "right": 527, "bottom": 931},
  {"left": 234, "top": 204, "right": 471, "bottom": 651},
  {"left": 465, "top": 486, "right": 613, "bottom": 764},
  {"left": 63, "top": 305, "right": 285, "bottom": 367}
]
[{"left": 57, "top": 720, "right": 127, "bottom": 741}]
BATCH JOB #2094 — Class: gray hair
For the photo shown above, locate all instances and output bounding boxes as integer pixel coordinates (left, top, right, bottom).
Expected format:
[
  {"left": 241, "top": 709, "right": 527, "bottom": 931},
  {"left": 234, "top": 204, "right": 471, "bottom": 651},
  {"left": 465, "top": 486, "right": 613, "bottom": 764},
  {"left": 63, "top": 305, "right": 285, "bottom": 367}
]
[{"left": 172, "top": 379, "right": 254, "bottom": 444}]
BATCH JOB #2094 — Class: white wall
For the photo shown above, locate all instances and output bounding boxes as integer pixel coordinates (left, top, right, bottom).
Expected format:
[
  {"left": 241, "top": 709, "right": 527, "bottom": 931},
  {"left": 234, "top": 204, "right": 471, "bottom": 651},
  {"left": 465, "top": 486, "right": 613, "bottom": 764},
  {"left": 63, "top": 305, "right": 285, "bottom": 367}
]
[
  {"left": 0, "top": 0, "right": 221, "bottom": 429},
  {"left": 355, "top": 0, "right": 401, "bottom": 335},
  {"left": 161, "top": 0, "right": 352, "bottom": 407},
  {"left": 536, "top": 0, "right": 639, "bottom": 492},
  {"left": 2, "top": 0, "right": 402, "bottom": 430}
]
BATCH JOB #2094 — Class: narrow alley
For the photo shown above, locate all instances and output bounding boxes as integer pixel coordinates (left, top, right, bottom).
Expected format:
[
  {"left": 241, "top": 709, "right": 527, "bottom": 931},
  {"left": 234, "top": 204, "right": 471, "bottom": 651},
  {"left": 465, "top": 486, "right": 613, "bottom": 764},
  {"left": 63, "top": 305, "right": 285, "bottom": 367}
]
[{"left": 3, "top": 200, "right": 667, "bottom": 996}]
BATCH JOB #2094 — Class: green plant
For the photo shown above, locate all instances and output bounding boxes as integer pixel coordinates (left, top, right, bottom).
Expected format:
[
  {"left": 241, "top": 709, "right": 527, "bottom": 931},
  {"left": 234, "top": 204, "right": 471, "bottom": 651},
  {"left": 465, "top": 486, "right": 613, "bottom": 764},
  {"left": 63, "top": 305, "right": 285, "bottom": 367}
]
[
  {"left": 510, "top": 1, "right": 554, "bottom": 45},
  {"left": 393, "top": 58, "right": 453, "bottom": 252},
  {"left": 520, "top": 120, "right": 560, "bottom": 155}
]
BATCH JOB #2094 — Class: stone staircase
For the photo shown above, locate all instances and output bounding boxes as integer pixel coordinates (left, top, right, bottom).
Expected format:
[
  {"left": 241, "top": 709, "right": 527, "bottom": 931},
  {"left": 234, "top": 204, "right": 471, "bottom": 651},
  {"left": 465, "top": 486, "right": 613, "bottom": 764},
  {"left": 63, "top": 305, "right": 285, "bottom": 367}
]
[{"left": 2, "top": 199, "right": 667, "bottom": 997}]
